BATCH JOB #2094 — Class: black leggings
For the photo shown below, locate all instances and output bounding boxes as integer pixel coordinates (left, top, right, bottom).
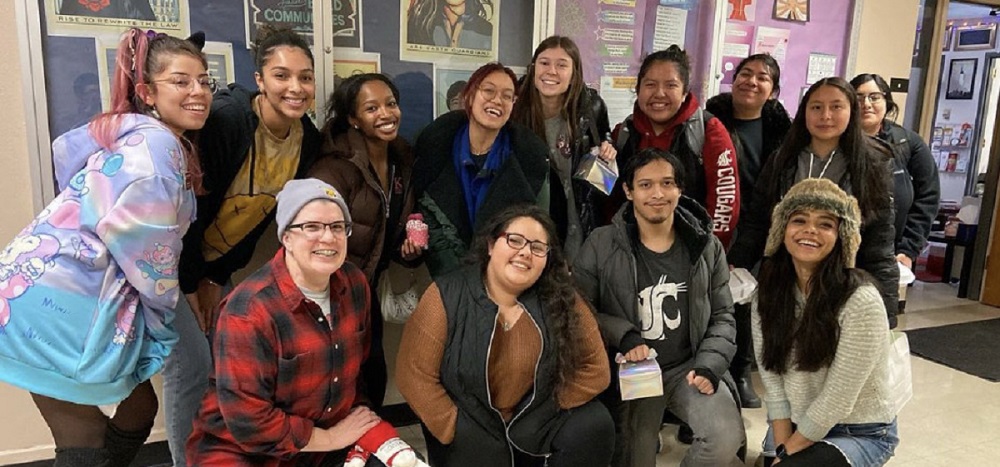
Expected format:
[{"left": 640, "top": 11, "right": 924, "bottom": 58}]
[
  {"left": 423, "top": 400, "right": 614, "bottom": 467},
  {"left": 31, "top": 380, "right": 157, "bottom": 449}
]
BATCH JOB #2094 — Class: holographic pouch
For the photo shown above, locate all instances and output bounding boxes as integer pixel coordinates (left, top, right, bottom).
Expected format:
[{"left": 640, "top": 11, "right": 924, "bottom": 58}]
[
  {"left": 618, "top": 357, "right": 663, "bottom": 401},
  {"left": 573, "top": 147, "right": 619, "bottom": 195}
]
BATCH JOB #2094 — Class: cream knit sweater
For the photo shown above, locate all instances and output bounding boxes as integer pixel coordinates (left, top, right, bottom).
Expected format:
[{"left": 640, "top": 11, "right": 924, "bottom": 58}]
[{"left": 751, "top": 284, "right": 897, "bottom": 441}]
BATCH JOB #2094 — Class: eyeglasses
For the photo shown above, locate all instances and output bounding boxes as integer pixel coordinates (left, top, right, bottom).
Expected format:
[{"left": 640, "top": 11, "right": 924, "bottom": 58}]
[
  {"left": 500, "top": 232, "right": 550, "bottom": 257},
  {"left": 478, "top": 85, "right": 516, "bottom": 104},
  {"left": 857, "top": 92, "right": 885, "bottom": 104},
  {"left": 286, "top": 221, "right": 352, "bottom": 239},
  {"left": 151, "top": 76, "right": 219, "bottom": 94}
]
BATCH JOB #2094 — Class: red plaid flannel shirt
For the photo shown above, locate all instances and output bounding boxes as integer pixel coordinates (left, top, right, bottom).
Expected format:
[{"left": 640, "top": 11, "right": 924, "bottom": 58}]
[{"left": 186, "top": 248, "right": 371, "bottom": 466}]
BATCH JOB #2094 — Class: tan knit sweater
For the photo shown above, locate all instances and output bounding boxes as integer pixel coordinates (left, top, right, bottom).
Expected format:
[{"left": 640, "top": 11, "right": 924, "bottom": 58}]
[
  {"left": 751, "top": 284, "right": 896, "bottom": 442},
  {"left": 396, "top": 284, "right": 609, "bottom": 444}
]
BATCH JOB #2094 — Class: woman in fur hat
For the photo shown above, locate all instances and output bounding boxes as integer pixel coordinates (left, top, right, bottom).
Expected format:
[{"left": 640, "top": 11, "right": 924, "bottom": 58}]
[{"left": 752, "top": 178, "right": 899, "bottom": 467}]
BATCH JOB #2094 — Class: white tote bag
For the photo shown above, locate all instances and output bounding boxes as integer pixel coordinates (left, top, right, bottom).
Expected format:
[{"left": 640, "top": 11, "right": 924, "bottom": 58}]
[
  {"left": 886, "top": 330, "right": 913, "bottom": 414},
  {"left": 377, "top": 261, "right": 432, "bottom": 324}
]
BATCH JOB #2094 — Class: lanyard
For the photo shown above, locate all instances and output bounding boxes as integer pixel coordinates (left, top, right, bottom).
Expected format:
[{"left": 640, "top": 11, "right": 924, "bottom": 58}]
[{"left": 808, "top": 149, "right": 836, "bottom": 179}]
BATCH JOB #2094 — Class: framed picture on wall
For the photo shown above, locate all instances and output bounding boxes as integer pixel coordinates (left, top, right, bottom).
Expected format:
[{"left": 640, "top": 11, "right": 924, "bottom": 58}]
[
  {"left": 954, "top": 24, "right": 997, "bottom": 51},
  {"left": 943, "top": 25, "right": 953, "bottom": 51},
  {"left": 773, "top": 0, "right": 809, "bottom": 23},
  {"left": 946, "top": 58, "right": 977, "bottom": 100}
]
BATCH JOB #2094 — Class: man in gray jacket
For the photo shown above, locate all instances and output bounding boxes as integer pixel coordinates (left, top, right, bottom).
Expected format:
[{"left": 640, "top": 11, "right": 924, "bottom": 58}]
[{"left": 575, "top": 147, "right": 745, "bottom": 467}]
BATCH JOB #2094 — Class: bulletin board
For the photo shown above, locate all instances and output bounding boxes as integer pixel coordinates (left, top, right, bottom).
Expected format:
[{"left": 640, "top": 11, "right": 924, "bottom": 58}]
[{"left": 36, "top": 0, "right": 535, "bottom": 145}]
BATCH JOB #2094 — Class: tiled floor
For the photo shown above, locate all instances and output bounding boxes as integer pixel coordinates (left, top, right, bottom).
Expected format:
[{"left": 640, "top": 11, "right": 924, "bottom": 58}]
[{"left": 388, "top": 280, "right": 1000, "bottom": 465}]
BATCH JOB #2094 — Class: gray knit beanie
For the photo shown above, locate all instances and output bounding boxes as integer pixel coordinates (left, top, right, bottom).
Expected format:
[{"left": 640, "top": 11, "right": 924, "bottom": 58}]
[
  {"left": 275, "top": 178, "right": 351, "bottom": 241},
  {"left": 764, "top": 178, "right": 861, "bottom": 268}
]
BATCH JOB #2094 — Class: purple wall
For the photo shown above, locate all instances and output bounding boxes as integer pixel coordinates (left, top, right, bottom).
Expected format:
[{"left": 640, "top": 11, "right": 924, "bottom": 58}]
[{"left": 732, "top": 0, "right": 855, "bottom": 111}]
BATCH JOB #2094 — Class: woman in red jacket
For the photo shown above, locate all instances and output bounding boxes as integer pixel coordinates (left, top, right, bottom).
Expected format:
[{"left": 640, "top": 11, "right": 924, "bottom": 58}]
[{"left": 609, "top": 45, "right": 740, "bottom": 246}]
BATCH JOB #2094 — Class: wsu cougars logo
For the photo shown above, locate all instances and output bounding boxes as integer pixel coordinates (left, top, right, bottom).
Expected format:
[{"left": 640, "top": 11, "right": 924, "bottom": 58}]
[{"left": 637, "top": 276, "right": 687, "bottom": 340}]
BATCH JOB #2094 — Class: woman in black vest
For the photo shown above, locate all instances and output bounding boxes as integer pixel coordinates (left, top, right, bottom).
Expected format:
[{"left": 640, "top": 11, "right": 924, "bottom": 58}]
[{"left": 396, "top": 205, "right": 613, "bottom": 466}]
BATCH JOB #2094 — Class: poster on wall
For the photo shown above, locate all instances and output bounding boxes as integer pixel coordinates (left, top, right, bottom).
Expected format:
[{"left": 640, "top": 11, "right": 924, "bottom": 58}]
[
  {"left": 555, "top": 0, "right": 646, "bottom": 89},
  {"left": 400, "top": 0, "right": 500, "bottom": 62},
  {"left": 332, "top": 0, "right": 361, "bottom": 49},
  {"left": 203, "top": 41, "right": 237, "bottom": 87},
  {"left": 773, "top": 0, "right": 808, "bottom": 23},
  {"left": 600, "top": 76, "right": 638, "bottom": 129},
  {"left": 727, "top": 0, "right": 756, "bottom": 22},
  {"left": 806, "top": 53, "right": 837, "bottom": 84},
  {"left": 46, "top": 0, "right": 190, "bottom": 37},
  {"left": 246, "top": 0, "right": 314, "bottom": 47},
  {"left": 946, "top": 58, "right": 977, "bottom": 100},
  {"left": 652, "top": 6, "right": 687, "bottom": 50},
  {"left": 720, "top": 22, "right": 754, "bottom": 86},
  {"left": 753, "top": 26, "right": 790, "bottom": 68},
  {"left": 332, "top": 49, "right": 380, "bottom": 90},
  {"left": 433, "top": 65, "right": 477, "bottom": 117}
]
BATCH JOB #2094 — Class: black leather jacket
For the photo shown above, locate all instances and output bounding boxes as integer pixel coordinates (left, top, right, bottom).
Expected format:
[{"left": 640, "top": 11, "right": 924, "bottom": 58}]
[{"left": 547, "top": 88, "right": 612, "bottom": 253}]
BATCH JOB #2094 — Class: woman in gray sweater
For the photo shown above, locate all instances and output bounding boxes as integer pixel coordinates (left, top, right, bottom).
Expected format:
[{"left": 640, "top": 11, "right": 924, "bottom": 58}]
[{"left": 751, "top": 178, "right": 899, "bottom": 467}]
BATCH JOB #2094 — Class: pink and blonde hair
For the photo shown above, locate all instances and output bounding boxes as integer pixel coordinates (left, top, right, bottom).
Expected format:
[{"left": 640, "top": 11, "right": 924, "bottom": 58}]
[{"left": 89, "top": 28, "right": 208, "bottom": 193}]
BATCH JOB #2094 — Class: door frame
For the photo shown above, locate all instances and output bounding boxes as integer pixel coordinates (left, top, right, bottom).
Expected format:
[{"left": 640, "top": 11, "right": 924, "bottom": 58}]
[{"left": 970, "top": 60, "right": 1000, "bottom": 300}]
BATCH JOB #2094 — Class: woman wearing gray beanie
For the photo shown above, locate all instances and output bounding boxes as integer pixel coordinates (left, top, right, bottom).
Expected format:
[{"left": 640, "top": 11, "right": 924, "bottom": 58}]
[
  {"left": 187, "top": 179, "right": 393, "bottom": 466},
  {"left": 752, "top": 178, "right": 899, "bottom": 467}
]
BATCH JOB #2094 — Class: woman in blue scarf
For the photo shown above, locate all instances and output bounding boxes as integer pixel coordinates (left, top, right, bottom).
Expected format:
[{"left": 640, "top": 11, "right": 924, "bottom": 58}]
[{"left": 410, "top": 62, "right": 549, "bottom": 278}]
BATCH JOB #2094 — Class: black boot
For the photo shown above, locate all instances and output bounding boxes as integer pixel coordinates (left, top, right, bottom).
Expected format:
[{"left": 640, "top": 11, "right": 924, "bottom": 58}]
[
  {"left": 732, "top": 303, "right": 762, "bottom": 408},
  {"left": 735, "top": 373, "right": 762, "bottom": 408},
  {"left": 54, "top": 447, "right": 110, "bottom": 467},
  {"left": 104, "top": 422, "right": 152, "bottom": 467},
  {"left": 676, "top": 423, "right": 694, "bottom": 445}
]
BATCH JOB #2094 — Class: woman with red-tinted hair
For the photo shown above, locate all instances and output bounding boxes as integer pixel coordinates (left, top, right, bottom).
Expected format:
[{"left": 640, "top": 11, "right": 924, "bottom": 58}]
[
  {"left": 410, "top": 62, "right": 550, "bottom": 278},
  {"left": 0, "top": 28, "right": 210, "bottom": 466}
]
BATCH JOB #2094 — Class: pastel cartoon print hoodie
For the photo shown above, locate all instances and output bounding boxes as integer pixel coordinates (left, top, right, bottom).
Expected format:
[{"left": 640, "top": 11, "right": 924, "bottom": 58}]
[{"left": 0, "top": 114, "right": 196, "bottom": 405}]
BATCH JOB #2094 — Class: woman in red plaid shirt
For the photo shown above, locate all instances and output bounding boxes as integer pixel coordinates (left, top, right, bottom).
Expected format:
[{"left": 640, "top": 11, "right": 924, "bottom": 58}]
[{"left": 187, "top": 179, "right": 386, "bottom": 466}]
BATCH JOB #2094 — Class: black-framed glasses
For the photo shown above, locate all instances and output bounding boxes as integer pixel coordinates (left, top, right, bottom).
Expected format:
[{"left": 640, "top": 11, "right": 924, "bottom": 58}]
[
  {"left": 286, "top": 221, "right": 352, "bottom": 239},
  {"left": 500, "top": 232, "right": 550, "bottom": 257},
  {"left": 151, "top": 76, "right": 219, "bottom": 94},
  {"left": 478, "top": 85, "right": 516, "bottom": 104},
  {"left": 857, "top": 92, "right": 885, "bottom": 104}
]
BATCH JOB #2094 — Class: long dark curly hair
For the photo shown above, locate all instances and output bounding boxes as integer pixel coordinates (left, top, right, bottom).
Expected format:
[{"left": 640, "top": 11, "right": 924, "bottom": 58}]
[{"left": 470, "top": 204, "right": 581, "bottom": 393}]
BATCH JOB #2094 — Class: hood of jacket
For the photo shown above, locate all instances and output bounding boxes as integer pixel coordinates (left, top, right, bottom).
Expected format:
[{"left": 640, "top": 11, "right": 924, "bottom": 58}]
[
  {"left": 610, "top": 194, "right": 713, "bottom": 261},
  {"left": 631, "top": 92, "right": 702, "bottom": 141},
  {"left": 52, "top": 114, "right": 169, "bottom": 192},
  {"left": 704, "top": 92, "right": 791, "bottom": 133}
]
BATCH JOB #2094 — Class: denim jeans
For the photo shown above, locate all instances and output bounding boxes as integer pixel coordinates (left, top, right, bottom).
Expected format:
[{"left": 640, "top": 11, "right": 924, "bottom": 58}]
[
  {"left": 763, "top": 418, "right": 899, "bottom": 467},
  {"left": 162, "top": 294, "right": 213, "bottom": 467},
  {"left": 607, "top": 365, "right": 745, "bottom": 467}
]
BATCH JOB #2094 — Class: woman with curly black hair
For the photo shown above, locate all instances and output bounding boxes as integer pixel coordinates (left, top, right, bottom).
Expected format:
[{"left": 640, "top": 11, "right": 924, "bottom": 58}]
[{"left": 396, "top": 204, "right": 613, "bottom": 467}]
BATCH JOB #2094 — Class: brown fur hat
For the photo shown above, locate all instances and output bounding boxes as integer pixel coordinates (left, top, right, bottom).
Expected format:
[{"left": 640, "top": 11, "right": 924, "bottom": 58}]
[{"left": 764, "top": 178, "right": 861, "bottom": 268}]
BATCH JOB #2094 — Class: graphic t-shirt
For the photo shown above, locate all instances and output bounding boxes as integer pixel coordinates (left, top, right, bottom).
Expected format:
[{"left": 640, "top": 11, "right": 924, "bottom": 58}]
[
  {"left": 635, "top": 240, "right": 692, "bottom": 370},
  {"left": 202, "top": 98, "right": 302, "bottom": 261}
]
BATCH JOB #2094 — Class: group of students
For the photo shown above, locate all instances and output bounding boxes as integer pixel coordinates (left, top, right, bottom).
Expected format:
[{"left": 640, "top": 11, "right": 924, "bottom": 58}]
[{"left": 0, "top": 24, "right": 938, "bottom": 467}]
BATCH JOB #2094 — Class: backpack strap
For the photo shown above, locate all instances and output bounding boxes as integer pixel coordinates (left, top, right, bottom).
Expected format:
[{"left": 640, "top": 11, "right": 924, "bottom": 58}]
[
  {"left": 614, "top": 115, "right": 633, "bottom": 152},
  {"left": 684, "top": 108, "right": 707, "bottom": 165}
]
